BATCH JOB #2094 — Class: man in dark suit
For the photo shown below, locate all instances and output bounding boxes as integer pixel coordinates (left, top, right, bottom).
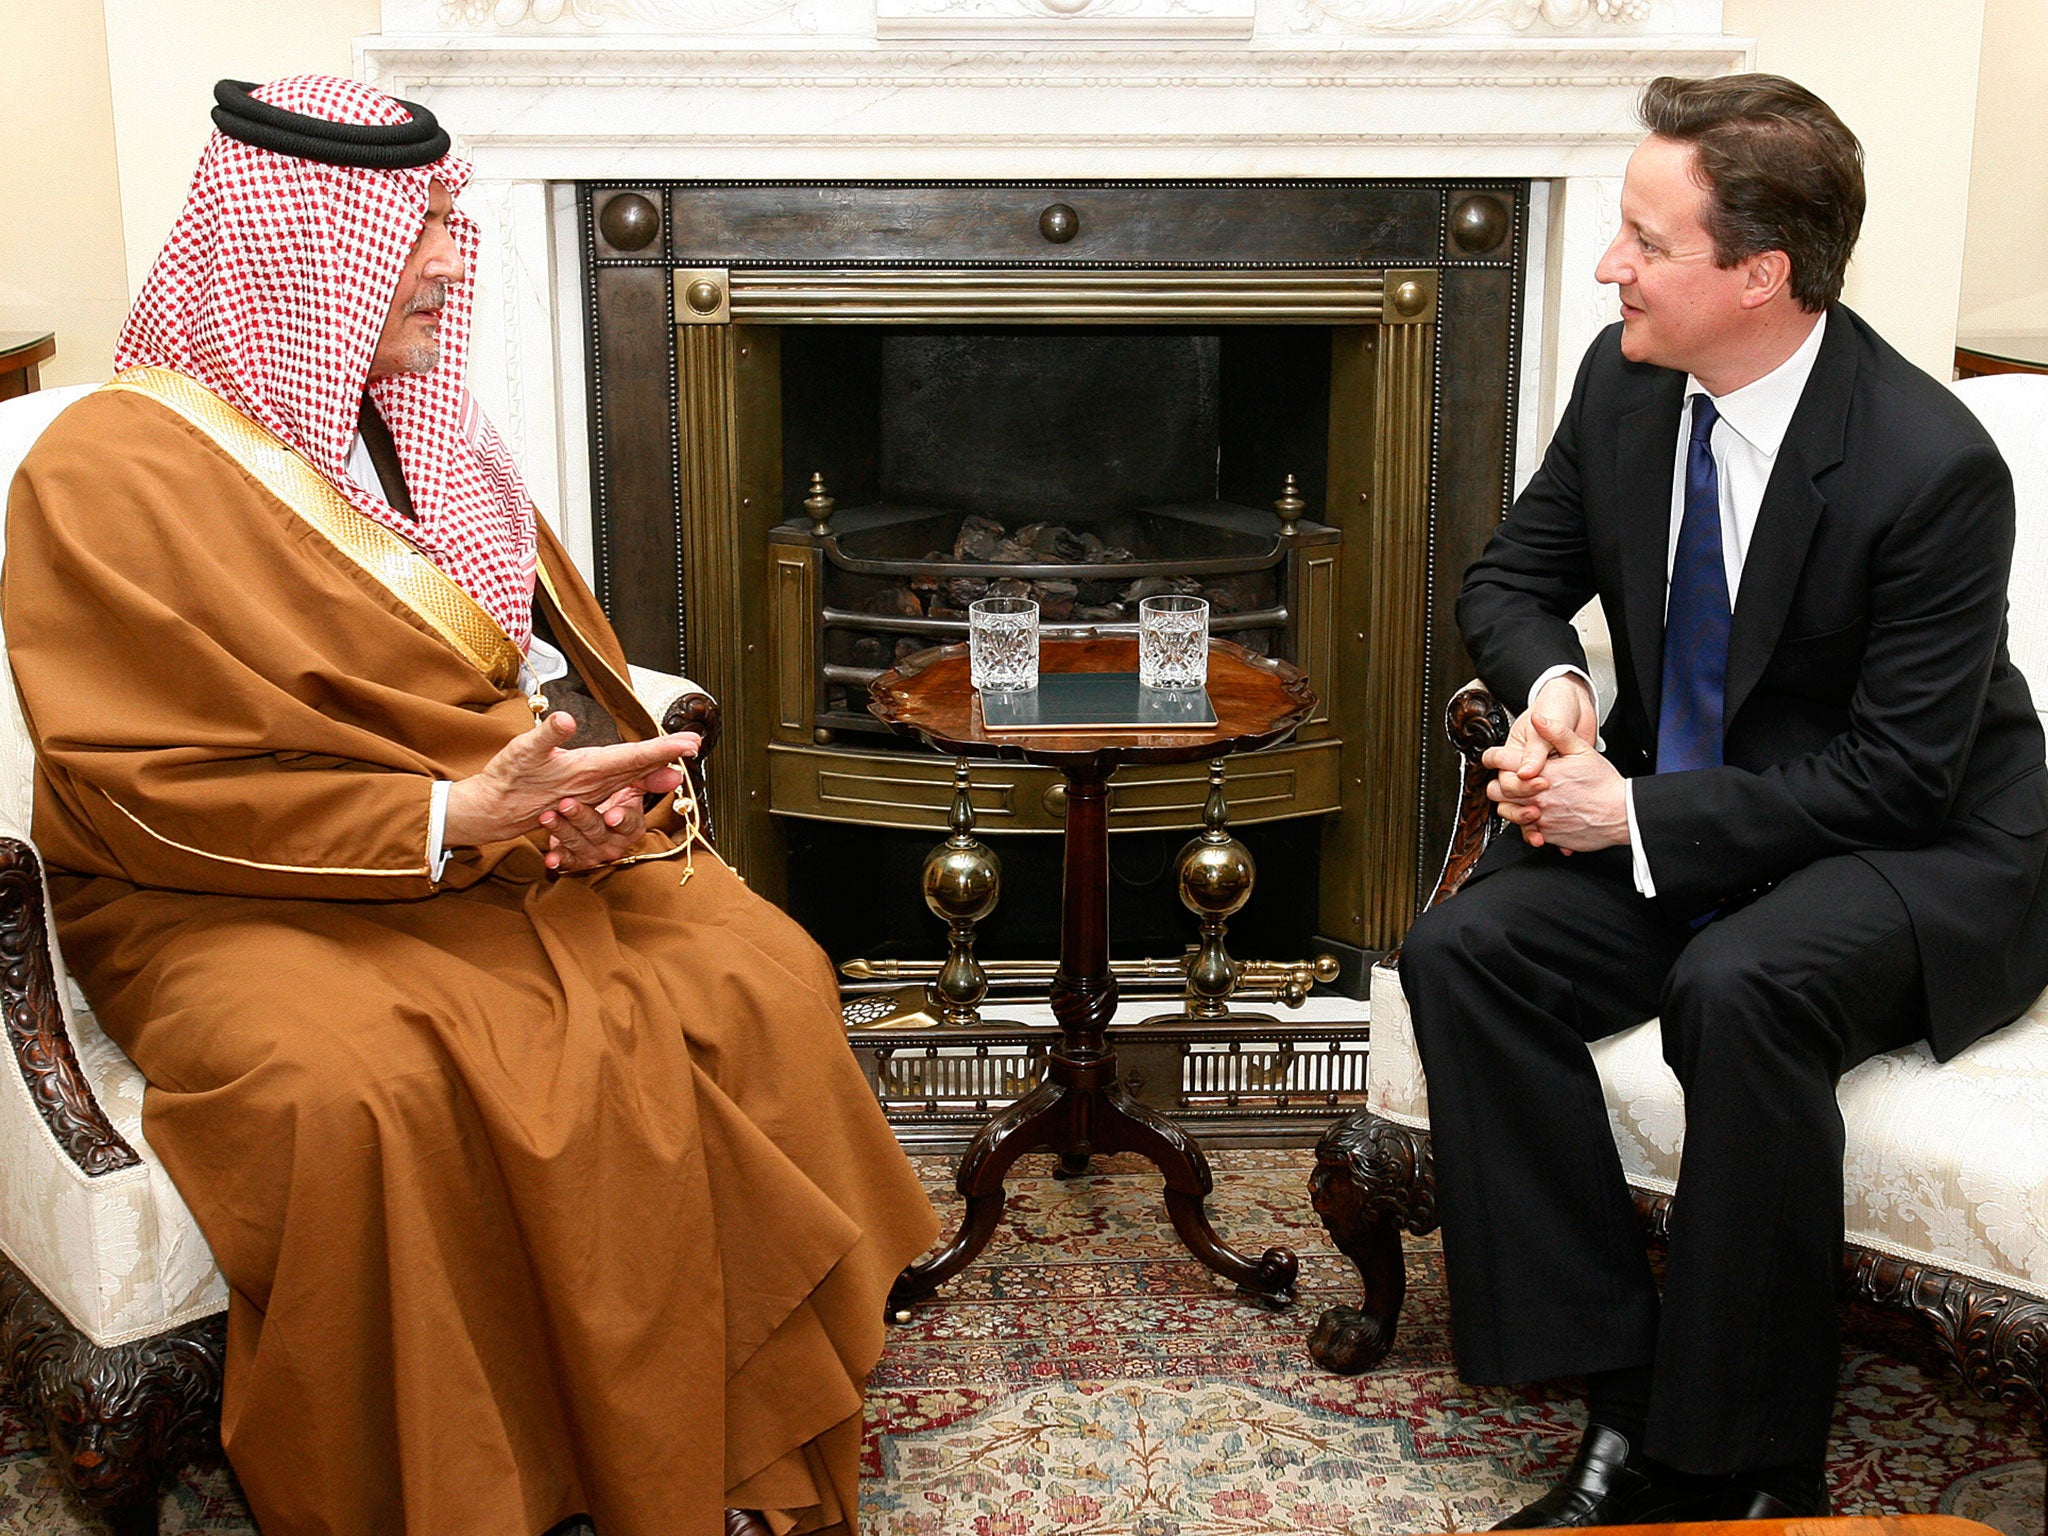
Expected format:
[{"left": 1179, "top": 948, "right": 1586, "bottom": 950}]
[{"left": 1402, "top": 73, "right": 2048, "bottom": 1527}]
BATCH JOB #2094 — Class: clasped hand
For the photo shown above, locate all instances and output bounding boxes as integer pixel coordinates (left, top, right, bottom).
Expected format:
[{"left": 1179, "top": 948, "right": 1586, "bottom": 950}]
[
  {"left": 444, "top": 712, "right": 702, "bottom": 873},
  {"left": 1482, "top": 675, "right": 1629, "bottom": 854}
]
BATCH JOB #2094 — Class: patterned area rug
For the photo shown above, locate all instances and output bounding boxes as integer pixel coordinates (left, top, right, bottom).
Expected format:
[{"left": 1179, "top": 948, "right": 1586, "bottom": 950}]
[{"left": 2, "top": 1149, "right": 2041, "bottom": 1533}]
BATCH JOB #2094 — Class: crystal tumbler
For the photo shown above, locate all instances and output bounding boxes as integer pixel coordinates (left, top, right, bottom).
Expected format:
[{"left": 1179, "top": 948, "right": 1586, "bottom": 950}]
[
  {"left": 968, "top": 596, "right": 1039, "bottom": 691},
  {"left": 1138, "top": 594, "right": 1209, "bottom": 690}
]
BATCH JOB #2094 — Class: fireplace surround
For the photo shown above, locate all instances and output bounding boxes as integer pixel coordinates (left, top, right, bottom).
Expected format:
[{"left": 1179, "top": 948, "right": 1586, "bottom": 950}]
[{"left": 357, "top": 0, "right": 1750, "bottom": 970}]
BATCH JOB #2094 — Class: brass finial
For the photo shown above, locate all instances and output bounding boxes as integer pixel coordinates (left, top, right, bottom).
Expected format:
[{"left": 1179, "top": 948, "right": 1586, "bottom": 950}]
[
  {"left": 1178, "top": 760, "right": 1257, "bottom": 1020},
  {"left": 922, "top": 760, "right": 1003, "bottom": 1027},
  {"left": 1275, "top": 473, "right": 1306, "bottom": 536},
  {"left": 805, "top": 472, "right": 837, "bottom": 537}
]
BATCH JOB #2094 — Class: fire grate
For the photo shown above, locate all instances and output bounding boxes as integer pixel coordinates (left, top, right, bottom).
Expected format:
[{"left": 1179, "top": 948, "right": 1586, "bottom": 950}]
[{"left": 800, "top": 499, "right": 1330, "bottom": 733}]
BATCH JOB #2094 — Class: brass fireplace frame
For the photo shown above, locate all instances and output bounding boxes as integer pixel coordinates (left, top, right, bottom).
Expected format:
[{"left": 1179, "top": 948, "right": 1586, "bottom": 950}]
[{"left": 580, "top": 180, "right": 1527, "bottom": 962}]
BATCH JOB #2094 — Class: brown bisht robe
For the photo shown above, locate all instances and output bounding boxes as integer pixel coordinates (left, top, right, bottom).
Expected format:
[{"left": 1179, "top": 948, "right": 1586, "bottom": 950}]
[{"left": 2, "top": 368, "right": 938, "bottom": 1536}]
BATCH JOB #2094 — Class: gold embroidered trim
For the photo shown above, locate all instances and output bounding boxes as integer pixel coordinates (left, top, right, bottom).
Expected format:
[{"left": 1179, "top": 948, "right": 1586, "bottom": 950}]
[
  {"left": 100, "top": 788, "right": 431, "bottom": 879},
  {"left": 102, "top": 367, "right": 524, "bottom": 691},
  {"left": 534, "top": 558, "right": 709, "bottom": 877}
]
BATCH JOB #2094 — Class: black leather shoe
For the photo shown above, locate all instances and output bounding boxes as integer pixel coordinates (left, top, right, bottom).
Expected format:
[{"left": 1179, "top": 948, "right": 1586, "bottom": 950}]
[
  {"left": 1699, "top": 1472, "right": 1832, "bottom": 1520},
  {"left": 1491, "top": 1425, "right": 1713, "bottom": 1528}
]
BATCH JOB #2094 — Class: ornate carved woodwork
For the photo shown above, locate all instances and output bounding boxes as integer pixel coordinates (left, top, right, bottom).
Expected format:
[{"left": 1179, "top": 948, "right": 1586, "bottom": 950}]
[
  {"left": 1423, "top": 681, "right": 1510, "bottom": 912},
  {"left": 0, "top": 1252, "right": 226, "bottom": 1536},
  {"left": 0, "top": 838, "right": 140, "bottom": 1176},
  {"left": 1848, "top": 1251, "right": 2048, "bottom": 1414},
  {"left": 662, "top": 689, "right": 723, "bottom": 848},
  {"left": 1307, "top": 1109, "right": 1434, "bottom": 1373},
  {"left": 1310, "top": 1107, "right": 2048, "bottom": 1443}
]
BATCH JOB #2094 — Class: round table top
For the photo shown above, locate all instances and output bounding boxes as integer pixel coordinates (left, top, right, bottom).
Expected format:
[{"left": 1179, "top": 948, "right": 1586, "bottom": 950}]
[
  {"left": 868, "top": 635, "right": 1316, "bottom": 773},
  {"left": 0, "top": 332, "right": 55, "bottom": 370},
  {"left": 1957, "top": 332, "right": 2048, "bottom": 370}
]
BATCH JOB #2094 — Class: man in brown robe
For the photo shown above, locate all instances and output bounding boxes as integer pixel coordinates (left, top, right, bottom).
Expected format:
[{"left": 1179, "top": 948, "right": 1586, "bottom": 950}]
[{"left": 2, "top": 73, "right": 936, "bottom": 1536}]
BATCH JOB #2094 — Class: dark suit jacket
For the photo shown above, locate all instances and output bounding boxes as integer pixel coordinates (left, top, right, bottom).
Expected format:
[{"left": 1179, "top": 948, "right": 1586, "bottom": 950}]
[{"left": 1459, "top": 305, "right": 2048, "bottom": 1059}]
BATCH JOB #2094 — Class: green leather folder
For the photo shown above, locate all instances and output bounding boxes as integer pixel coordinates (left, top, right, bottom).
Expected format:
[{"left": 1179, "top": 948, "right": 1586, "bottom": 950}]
[{"left": 979, "top": 671, "right": 1216, "bottom": 732}]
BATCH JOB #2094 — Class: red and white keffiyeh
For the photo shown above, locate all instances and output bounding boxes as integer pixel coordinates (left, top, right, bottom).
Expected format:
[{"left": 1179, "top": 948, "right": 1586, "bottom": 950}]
[{"left": 116, "top": 75, "right": 538, "bottom": 648}]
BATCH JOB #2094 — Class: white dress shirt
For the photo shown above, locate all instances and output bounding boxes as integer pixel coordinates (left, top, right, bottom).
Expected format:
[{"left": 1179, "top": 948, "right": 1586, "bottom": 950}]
[{"left": 1528, "top": 311, "right": 1829, "bottom": 897}]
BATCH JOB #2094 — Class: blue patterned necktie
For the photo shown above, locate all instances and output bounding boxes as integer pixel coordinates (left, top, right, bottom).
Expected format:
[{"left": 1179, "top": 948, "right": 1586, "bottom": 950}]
[{"left": 1657, "top": 393, "right": 1729, "bottom": 773}]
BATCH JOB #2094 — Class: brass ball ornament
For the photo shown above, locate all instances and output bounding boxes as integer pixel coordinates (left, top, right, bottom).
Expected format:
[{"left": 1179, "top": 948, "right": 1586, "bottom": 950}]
[
  {"left": 598, "top": 191, "right": 660, "bottom": 252},
  {"left": 1177, "top": 762, "right": 1257, "bottom": 1019},
  {"left": 923, "top": 835, "right": 1001, "bottom": 928},
  {"left": 1449, "top": 194, "right": 1509, "bottom": 255},
  {"left": 1038, "top": 203, "right": 1080, "bottom": 243},
  {"left": 1177, "top": 829, "right": 1256, "bottom": 920},
  {"left": 922, "top": 762, "right": 1003, "bottom": 1026},
  {"left": 682, "top": 278, "right": 724, "bottom": 317}
]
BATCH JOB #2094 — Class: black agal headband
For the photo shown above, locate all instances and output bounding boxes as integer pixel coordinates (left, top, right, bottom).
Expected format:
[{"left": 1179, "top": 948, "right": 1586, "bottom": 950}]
[{"left": 210, "top": 79, "right": 451, "bottom": 170}]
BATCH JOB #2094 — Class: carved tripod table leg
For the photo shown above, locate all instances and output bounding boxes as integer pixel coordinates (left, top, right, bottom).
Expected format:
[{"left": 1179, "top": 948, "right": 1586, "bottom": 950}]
[
  {"left": 889, "top": 764, "right": 1298, "bottom": 1319},
  {"left": 886, "top": 1076, "right": 1080, "bottom": 1319}
]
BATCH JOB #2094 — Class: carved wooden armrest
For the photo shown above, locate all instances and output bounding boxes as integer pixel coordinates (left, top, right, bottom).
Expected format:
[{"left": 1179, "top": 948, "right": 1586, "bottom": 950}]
[
  {"left": 1418, "top": 680, "right": 1510, "bottom": 914},
  {"left": 0, "top": 838, "right": 139, "bottom": 1176},
  {"left": 661, "top": 692, "right": 721, "bottom": 848}
]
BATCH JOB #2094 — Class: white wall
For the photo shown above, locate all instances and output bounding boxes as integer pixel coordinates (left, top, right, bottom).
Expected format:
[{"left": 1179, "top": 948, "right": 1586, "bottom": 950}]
[
  {"left": 0, "top": 0, "right": 130, "bottom": 387},
  {"left": 1958, "top": 0, "right": 2048, "bottom": 343},
  {"left": 1723, "top": 0, "right": 1988, "bottom": 379},
  {"left": 99, "top": 0, "right": 382, "bottom": 298}
]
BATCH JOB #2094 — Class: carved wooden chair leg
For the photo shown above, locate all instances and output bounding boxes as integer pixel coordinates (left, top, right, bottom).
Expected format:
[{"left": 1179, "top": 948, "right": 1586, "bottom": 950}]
[
  {"left": 0, "top": 1256, "right": 226, "bottom": 1536},
  {"left": 1307, "top": 1109, "right": 1437, "bottom": 1373}
]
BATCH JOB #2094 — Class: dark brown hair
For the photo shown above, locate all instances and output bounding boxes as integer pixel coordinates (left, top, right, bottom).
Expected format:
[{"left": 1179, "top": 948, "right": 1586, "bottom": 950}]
[{"left": 1639, "top": 73, "right": 1865, "bottom": 312}]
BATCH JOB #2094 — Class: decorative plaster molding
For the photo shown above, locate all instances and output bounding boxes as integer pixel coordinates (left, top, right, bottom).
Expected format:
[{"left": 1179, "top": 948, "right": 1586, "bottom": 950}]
[
  {"left": 875, "top": 0, "right": 1254, "bottom": 43},
  {"left": 439, "top": 0, "right": 811, "bottom": 29},
  {"left": 462, "top": 179, "right": 528, "bottom": 456},
  {"left": 1289, "top": 0, "right": 1648, "bottom": 31},
  {"left": 367, "top": 44, "right": 1748, "bottom": 93},
  {"left": 392, "top": 0, "right": 1708, "bottom": 31},
  {"left": 885, "top": 0, "right": 1239, "bottom": 14}
]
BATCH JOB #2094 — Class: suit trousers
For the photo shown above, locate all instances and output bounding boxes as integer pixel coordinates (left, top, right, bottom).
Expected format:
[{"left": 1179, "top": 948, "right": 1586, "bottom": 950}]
[{"left": 1400, "top": 843, "right": 1923, "bottom": 1473}]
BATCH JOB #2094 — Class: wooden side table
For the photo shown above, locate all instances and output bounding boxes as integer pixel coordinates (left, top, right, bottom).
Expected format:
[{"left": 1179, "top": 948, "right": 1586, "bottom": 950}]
[
  {"left": 1955, "top": 333, "right": 2048, "bottom": 379},
  {"left": 870, "top": 636, "right": 1316, "bottom": 1315},
  {"left": 0, "top": 332, "right": 56, "bottom": 402}
]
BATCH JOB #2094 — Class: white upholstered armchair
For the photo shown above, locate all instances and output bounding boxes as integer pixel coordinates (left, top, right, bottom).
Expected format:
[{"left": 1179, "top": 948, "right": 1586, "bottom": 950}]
[
  {"left": 0, "top": 384, "right": 720, "bottom": 1536},
  {"left": 1307, "top": 373, "right": 2048, "bottom": 1503}
]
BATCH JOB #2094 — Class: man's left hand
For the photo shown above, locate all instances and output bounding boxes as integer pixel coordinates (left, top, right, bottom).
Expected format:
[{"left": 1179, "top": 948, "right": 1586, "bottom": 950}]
[
  {"left": 1487, "top": 713, "right": 1630, "bottom": 853},
  {"left": 539, "top": 785, "right": 650, "bottom": 872}
]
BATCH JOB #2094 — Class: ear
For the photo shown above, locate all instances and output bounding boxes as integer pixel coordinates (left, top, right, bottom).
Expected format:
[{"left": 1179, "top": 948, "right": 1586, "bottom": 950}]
[{"left": 1737, "top": 248, "right": 1793, "bottom": 310}]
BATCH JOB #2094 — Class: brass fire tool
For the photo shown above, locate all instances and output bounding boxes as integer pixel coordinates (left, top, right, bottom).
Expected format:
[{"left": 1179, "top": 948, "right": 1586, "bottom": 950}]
[
  {"left": 844, "top": 761, "right": 1023, "bottom": 1032},
  {"left": 842, "top": 955, "right": 1336, "bottom": 1003}
]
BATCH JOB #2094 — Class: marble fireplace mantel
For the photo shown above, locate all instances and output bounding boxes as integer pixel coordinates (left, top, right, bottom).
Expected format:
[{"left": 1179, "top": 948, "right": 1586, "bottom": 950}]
[{"left": 357, "top": 0, "right": 1747, "bottom": 570}]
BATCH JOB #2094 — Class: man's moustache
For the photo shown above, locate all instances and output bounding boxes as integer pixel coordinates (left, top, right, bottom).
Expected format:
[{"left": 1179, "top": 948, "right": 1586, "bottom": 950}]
[{"left": 406, "top": 286, "right": 447, "bottom": 316}]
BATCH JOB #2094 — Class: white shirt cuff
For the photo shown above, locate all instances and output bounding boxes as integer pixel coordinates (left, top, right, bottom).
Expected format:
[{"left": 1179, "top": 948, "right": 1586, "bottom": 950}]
[
  {"left": 428, "top": 779, "right": 452, "bottom": 880},
  {"left": 1527, "top": 664, "right": 1604, "bottom": 752},
  {"left": 1623, "top": 779, "right": 1655, "bottom": 898}
]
